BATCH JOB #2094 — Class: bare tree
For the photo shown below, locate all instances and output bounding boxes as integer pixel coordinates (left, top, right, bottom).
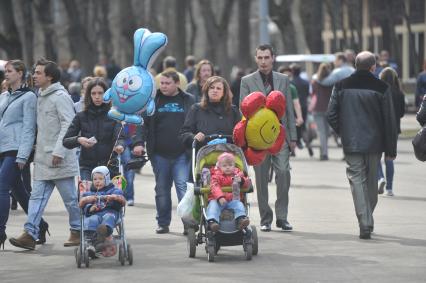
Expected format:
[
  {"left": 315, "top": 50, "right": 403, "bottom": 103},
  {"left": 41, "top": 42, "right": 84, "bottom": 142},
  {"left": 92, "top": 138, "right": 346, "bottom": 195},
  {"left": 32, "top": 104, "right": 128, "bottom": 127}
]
[
  {"left": 300, "top": 0, "right": 324, "bottom": 54},
  {"left": 187, "top": 0, "right": 197, "bottom": 56},
  {"left": 62, "top": 0, "right": 97, "bottom": 73},
  {"left": 175, "top": 0, "right": 187, "bottom": 69},
  {"left": 0, "top": 0, "right": 23, "bottom": 59},
  {"left": 33, "top": 0, "right": 57, "bottom": 61},
  {"left": 238, "top": 0, "right": 252, "bottom": 69},
  {"left": 96, "top": 0, "right": 112, "bottom": 60},
  {"left": 269, "top": 0, "right": 298, "bottom": 54},
  {"left": 16, "top": 0, "right": 34, "bottom": 66},
  {"left": 199, "top": 0, "right": 236, "bottom": 79}
]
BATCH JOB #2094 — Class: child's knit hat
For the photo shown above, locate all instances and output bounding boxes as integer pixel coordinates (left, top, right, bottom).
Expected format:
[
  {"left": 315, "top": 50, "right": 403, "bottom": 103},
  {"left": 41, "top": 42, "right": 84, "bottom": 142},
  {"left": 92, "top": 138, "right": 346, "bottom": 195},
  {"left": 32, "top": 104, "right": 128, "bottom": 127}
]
[
  {"left": 217, "top": 152, "right": 235, "bottom": 166},
  {"left": 91, "top": 166, "right": 111, "bottom": 185}
]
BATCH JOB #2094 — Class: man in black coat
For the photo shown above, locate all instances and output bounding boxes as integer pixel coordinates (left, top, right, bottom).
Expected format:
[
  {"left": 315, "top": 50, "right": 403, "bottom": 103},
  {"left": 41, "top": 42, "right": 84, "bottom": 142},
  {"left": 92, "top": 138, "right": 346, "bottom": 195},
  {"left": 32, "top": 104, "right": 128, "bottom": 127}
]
[
  {"left": 327, "top": 51, "right": 397, "bottom": 240},
  {"left": 133, "top": 71, "right": 195, "bottom": 234}
]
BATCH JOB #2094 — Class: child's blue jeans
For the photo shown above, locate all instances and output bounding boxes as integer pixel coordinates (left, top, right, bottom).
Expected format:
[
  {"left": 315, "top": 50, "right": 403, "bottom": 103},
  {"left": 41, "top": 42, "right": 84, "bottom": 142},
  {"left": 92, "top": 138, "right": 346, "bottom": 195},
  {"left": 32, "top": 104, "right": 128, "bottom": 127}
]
[
  {"left": 84, "top": 209, "right": 119, "bottom": 232},
  {"left": 206, "top": 199, "right": 246, "bottom": 223}
]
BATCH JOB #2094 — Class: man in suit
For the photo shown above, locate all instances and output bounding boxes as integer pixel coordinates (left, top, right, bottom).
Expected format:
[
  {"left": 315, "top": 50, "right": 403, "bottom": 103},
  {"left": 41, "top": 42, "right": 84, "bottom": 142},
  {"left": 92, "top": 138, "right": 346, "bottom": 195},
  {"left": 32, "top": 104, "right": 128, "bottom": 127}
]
[{"left": 240, "top": 44, "right": 297, "bottom": 232}]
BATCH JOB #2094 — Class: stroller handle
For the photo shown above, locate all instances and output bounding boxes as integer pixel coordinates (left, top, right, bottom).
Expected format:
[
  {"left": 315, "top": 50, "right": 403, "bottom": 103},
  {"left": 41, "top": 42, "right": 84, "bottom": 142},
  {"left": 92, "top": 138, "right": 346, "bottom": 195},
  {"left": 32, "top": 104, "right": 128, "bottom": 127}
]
[{"left": 191, "top": 134, "right": 233, "bottom": 149}]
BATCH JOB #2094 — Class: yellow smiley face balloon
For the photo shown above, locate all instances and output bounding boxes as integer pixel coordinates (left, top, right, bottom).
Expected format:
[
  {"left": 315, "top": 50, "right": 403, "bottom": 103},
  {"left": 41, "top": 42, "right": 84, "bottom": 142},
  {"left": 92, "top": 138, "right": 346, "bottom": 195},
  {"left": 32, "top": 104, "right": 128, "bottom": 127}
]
[{"left": 245, "top": 108, "right": 280, "bottom": 150}]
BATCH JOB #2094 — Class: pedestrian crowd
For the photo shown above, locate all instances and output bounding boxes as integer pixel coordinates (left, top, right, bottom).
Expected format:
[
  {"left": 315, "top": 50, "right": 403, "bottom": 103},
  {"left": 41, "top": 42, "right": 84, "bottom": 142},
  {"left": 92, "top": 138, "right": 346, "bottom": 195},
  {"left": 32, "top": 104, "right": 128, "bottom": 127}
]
[{"left": 1, "top": 43, "right": 425, "bottom": 256}]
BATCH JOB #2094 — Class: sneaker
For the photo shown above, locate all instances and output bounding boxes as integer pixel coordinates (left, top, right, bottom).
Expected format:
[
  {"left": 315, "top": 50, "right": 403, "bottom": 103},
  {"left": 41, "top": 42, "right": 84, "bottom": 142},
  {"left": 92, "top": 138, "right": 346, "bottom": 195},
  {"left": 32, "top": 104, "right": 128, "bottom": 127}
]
[
  {"left": 385, "top": 190, "right": 394, "bottom": 196},
  {"left": 320, "top": 155, "right": 329, "bottom": 161},
  {"left": 378, "top": 178, "right": 386, "bottom": 194},
  {"left": 236, "top": 217, "right": 250, "bottom": 230},
  {"left": 260, "top": 224, "right": 271, "bottom": 232},
  {"left": 208, "top": 221, "right": 220, "bottom": 232},
  {"left": 127, "top": 199, "right": 134, "bottom": 206}
]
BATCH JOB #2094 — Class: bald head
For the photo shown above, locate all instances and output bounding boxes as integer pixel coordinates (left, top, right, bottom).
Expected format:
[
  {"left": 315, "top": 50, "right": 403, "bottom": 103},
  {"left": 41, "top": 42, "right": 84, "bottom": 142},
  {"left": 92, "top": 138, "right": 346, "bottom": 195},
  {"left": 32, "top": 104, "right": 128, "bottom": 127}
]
[{"left": 355, "top": 51, "right": 376, "bottom": 71}]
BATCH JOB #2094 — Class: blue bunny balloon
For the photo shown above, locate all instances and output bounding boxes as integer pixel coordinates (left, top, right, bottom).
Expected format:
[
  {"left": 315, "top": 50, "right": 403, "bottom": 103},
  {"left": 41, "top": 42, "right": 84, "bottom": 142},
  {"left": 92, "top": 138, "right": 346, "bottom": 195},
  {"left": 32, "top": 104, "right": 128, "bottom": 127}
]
[{"left": 103, "top": 28, "right": 168, "bottom": 124}]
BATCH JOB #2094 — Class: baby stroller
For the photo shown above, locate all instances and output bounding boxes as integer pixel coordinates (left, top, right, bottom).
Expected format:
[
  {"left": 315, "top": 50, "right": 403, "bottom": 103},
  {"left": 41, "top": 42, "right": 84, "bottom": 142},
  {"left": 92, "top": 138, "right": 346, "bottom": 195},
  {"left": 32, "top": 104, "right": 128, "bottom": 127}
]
[
  {"left": 74, "top": 156, "right": 133, "bottom": 268},
  {"left": 186, "top": 135, "right": 258, "bottom": 262}
]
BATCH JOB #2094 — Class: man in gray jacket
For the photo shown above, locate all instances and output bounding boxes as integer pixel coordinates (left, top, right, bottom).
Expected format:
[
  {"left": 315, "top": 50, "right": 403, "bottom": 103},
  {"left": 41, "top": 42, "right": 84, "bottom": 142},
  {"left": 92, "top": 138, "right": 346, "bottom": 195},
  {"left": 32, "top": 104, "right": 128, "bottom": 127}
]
[
  {"left": 240, "top": 44, "right": 297, "bottom": 232},
  {"left": 10, "top": 59, "right": 81, "bottom": 250}
]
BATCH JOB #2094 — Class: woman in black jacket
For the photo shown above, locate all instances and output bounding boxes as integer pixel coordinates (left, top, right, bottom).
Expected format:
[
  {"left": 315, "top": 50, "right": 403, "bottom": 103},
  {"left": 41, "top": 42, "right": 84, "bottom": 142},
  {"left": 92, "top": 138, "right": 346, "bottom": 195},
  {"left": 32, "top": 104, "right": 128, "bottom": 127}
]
[
  {"left": 179, "top": 76, "right": 241, "bottom": 148},
  {"left": 417, "top": 94, "right": 426, "bottom": 126},
  {"left": 377, "top": 67, "right": 405, "bottom": 196},
  {"left": 63, "top": 78, "right": 124, "bottom": 180}
]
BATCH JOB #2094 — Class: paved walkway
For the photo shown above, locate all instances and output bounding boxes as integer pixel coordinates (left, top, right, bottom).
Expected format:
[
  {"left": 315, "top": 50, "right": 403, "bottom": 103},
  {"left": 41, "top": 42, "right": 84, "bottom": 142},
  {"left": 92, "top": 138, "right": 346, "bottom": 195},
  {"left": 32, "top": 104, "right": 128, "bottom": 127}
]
[{"left": 0, "top": 114, "right": 425, "bottom": 282}]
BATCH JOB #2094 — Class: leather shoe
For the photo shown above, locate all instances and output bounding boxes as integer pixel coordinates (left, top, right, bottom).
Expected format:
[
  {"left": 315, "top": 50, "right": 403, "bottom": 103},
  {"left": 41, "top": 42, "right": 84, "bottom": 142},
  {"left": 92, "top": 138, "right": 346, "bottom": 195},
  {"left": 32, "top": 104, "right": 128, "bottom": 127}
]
[
  {"left": 260, "top": 224, "right": 271, "bottom": 232},
  {"left": 277, "top": 220, "right": 293, "bottom": 231},
  {"left": 156, "top": 226, "right": 169, "bottom": 234},
  {"left": 359, "top": 228, "right": 371, "bottom": 239}
]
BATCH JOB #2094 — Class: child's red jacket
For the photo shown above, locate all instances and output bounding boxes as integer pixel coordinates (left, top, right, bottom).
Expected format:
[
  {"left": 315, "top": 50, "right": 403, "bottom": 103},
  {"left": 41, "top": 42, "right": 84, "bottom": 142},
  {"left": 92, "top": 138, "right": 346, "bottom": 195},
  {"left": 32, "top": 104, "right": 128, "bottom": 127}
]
[{"left": 208, "top": 167, "right": 250, "bottom": 201}]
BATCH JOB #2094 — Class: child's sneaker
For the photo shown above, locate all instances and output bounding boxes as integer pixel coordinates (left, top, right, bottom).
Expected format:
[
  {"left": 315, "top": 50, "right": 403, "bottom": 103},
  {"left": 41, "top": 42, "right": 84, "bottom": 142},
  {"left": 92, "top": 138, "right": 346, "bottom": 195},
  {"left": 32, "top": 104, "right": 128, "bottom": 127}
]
[
  {"left": 101, "top": 236, "right": 117, "bottom": 257},
  {"left": 208, "top": 220, "right": 220, "bottom": 232},
  {"left": 236, "top": 216, "right": 250, "bottom": 230}
]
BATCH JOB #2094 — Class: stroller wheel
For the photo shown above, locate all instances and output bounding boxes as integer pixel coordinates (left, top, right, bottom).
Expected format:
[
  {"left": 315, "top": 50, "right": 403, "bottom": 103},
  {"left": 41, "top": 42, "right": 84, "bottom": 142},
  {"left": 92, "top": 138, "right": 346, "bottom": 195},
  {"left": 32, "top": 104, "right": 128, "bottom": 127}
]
[
  {"left": 84, "top": 249, "right": 90, "bottom": 268},
  {"left": 127, "top": 244, "right": 133, "bottom": 265},
  {"left": 251, "top": 225, "right": 258, "bottom": 256},
  {"left": 74, "top": 247, "right": 82, "bottom": 268},
  {"left": 207, "top": 245, "right": 215, "bottom": 262},
  {"left": 244, "top": 243, "right": 253, "bottom": 260},
  {"left": 187, "top": 228, "right": 196, "bottom": 258},
  {"left": 119, "top": 244, "right": 125, "bottom": 266}
]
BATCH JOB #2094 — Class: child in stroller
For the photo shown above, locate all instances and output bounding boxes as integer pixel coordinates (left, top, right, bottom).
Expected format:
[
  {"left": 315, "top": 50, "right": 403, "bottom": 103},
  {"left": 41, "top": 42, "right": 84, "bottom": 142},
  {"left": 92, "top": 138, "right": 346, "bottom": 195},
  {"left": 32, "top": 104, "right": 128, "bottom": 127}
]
[
  {"left": 207, "top": 152, "right": 251, "bottom": 232},
  {"left": 79, "top": 166, "right": 126, "bottom": 258}
]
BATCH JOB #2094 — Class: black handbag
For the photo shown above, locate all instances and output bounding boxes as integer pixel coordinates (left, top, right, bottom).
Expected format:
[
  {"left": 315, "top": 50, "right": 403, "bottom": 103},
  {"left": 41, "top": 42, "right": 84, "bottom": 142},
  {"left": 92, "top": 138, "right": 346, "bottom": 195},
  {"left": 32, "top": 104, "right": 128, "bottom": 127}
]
[{"left": 412, "top": 126, "right": 426, "bottom": 162}]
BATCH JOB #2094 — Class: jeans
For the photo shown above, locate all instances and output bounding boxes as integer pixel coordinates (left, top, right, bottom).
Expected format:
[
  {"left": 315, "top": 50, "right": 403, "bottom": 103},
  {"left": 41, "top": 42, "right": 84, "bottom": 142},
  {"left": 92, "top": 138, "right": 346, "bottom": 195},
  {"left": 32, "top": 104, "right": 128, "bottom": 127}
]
[
  {"left": 84, "top": 209, "right": 119, "bottom": 232},
  {"left": 206, "top": 199, "right": 246, "bottom": 223},
  {"left": 314, "top": 112, "right": 330, "bottom": 157},
  {"left": 377, "top": 158, "right": 394, "bottom": 191},
  {"left": 151, "top": 153, "right": 190, "bottom": 227},
  {"left": 0, "top": 157, "right": 48, "bottom": 234},
  {"left": 25, "top": 177, "right": 81, "bottom": 240},
  {"left": 80, "top": 167, "right": 92, "bottom": 181},
  {"left": 121, "top": 148, "right": 135, "bottom": 201}
]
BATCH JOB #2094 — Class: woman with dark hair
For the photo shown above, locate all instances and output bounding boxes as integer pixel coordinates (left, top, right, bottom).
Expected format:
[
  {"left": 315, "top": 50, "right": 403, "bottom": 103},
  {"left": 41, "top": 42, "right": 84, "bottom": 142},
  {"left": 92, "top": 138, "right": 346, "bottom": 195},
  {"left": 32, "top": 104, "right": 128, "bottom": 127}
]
[
  {"left": 63, "top": 78, "right": 125, "bottom": 181},
  {"left": 377, "top": 67, "right": 405, "bottom": 196},
  {"left": 180, "top": 76, "right": 241, "bottom": 147},
  {"left": 0, "top": 60, "right": 49, "bottom": 248},
  {"left": 185, "top": 59, "right": 215, "bottom": 102}
]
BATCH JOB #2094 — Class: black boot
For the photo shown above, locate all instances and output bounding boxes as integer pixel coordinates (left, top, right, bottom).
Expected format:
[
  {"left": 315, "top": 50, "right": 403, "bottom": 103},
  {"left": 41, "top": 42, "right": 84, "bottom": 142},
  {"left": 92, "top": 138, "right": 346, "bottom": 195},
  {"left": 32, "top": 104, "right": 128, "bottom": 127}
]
[{"left": 36, "top": 221, "right": 50, "bottom": 245}]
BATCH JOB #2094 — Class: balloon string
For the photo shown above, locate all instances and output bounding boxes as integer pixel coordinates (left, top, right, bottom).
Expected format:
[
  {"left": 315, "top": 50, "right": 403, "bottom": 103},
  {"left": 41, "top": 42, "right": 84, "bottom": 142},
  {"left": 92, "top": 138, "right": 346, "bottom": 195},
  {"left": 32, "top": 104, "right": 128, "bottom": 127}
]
[{"left": 107, "top": 121, "right": 125, "bottom": 169}]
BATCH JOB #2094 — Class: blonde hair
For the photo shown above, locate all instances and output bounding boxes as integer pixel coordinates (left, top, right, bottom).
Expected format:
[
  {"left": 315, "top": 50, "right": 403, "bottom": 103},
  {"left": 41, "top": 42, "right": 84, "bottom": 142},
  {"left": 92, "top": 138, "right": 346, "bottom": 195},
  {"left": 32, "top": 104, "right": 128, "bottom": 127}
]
[{"left": 93, "top": 65, "right": 107, "bottom": 78}]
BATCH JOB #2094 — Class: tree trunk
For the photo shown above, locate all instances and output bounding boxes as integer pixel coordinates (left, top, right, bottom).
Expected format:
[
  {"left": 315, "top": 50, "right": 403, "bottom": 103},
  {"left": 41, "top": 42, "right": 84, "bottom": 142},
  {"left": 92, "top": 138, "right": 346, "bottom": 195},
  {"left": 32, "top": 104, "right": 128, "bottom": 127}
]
[
  {"left": 0, "top": 0, "right": 23, "bottom": 59},
  {"left": 97, "top": 0, "right": 112, "bottom": 60},
  {"left": 175, "top": 0, "right": 187, "bottom": 70},
  {"left": 187, "top": 0, "right": 197, "bottom": 56},
  {"left": 300, "top": 0, "right": 323, "bottom": 54},
  {"left": 269, "top": 0, "right": 298, "bottom": 54},
  {"left": 33, "top": 0, "right": 57, "bottom": 61},
  {"left": 238, "top": 0, "right": 252, "bottom": 69},
  {"left": 199, "top": 0, "right": 236, "bottom": 79},
  {"left": 17, "top": 0, "right": 34, "bottom": 66},
  {"left": 291, "top": 0, "right": 309, "bottom": 53},
  {"left": 325, "top": 0, "right": 338, "bottom": 52},
  {"left": 62, "top": 0, "right": 97, "bottom": 74}
]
